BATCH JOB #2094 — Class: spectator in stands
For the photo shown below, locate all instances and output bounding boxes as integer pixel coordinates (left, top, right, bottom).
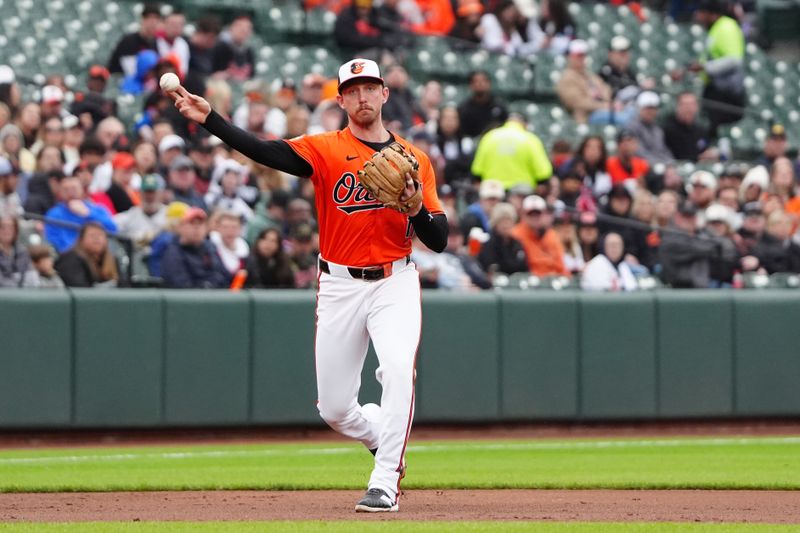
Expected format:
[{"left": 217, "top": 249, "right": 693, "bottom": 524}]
[
  {"left": 770, "top": 157, "right": 800, "bottom": 219},
  {"left": 598, "top": 37, "right": 641, "bottom": 99},
  {"left": 691, "top": 0, "right": 746, "bottom": 134},
  {"left": 410, "top": 0, "right": 455, "bottom": 35},
  {"left": 166, "top": 155, "right": 206, "bottom": 211},
  {"left": 161, "top": 207, "right": 230, "bottom": 288},
  {"left": 511, "top": 194, "right": 569, "bottom": 276},
  {"left": 581, "top": 232, "right": 638, "bottom": 291},
  {"left": 577, "top": 210, "right": 600, "bottom": 262},
  {"left": 147, "top": 200, "right": 188, "bottom": 277},
  {"left": 0, "top": 157, "right": 22, "bottom": 217},
  {"left": 412, "top": 232, "right": 475, "bottom": 291},
  {"left": 479, "top": 1, "right": 527, "bottom": 56},
  {"left": 156, "top": 10, "right": 189, "bottom": 77},
  {"left": 687, "top": 170, "right": 717, "bottom": 217},
  {"left": 106, "top": 152, "right": 138, "bottom": 214},
  {"left": 381, "top": 64, "right": 423, "bottom": 133},
  {"left": 297, "top": 73, "right": 326, "bottom": 115},
  {"left": 246, "top": 190, "right": 289, "bottom": 245},
  {"left": 739, "top": 165, "right": 768, "bottom": 205},
  {"left": 14, "top": 102, "right": 40, "bottom": 151},
  {"left": 598, "top": 184, "right": 648, "bottom": 267},
  {"left": 655, "top": 190, "right": 680, "bottom": 229},
  {"left": 457, "top": 70, "right": 508, "bottom": 137},
  {"left": 114, "top": 173, "right": 166, "bottom": 246},
  {"left": 334, "top": 0, "right": 386, "bottom": 52},
  {"left": 554, "top": 212, "right": 585, "bottom": 274},
  {"left": 449, "top": 0, "right": 484, "bottom": 48},
  {"left": 558, "top": 135, "right": 612, "bottom": 199},
  {"left": 435, "top": 105, "right": 475, "bottom": 188},
  {"left": 44, "top": 174, "right": 116, "bottom": 253},
  {"left": 39, "top": 86, "right": 68, "bottom": 122},
  {"left": 244, "top": 227, "right": 296, "bottom": 288},
  {"left": 703, "top": 203, "right": 739, "bottom": 286},
  {"left": 29, "top": 118, "right": 65, "bottom": 160},
  {"left": 632, "top": 189, "right": 656, "bottom": 226},
  {"left": 607, "top": 130, "right": 650, "bottom": 186},
  {"left": 0, "top": 65, "right": 20, "bottom": 114},
  {"left": 716, "top": 185, "right": 741, "bottom": 225},
  {"left": 205, "top": 160, "right": 254, "bottom": 224},
  {"left": 157, "top": 134, "right": 186, "bottom": 175},
  {"left": 661, "top": 92, "right": 716, "bottom": 163},
  {"left": 212, "top": 15, "right": 255, "bottom": 81},
  {"left": 62, "top": 115, "right": 84, "bottom": 167},
  {"left": 627, "top": 91, "right": 674, "bottom": 165},
  {"left": 55, "top": 222, "right": 122, "bottom": 288},
  {"left": 1, "top": 123, "right": 35, "bottom": 174},
  {"left": 28, "top": 245, "right": 64, "bottom": 288},
  {"left": 187, "top": 141, "right": 215, "bottom": 195},
  {"left": 755, "top": 124, "right": 800, "bottom": 175},
  {"left": 209, "top": 210, "right": 249, "bottom": 276},
  {"left": 71, "top": 66, "right": 116, "bottom": 132},
  {"left": 285, "top": 105, "right": 312, "bottom": 139},
  {"left": 460, "top": 179, "right": 504, "bottom": 241},
  {"left": 471, "top": 114, "right": 552, "bottom": 192},
  {"left": 477, "top": 201, "right": 528, "bottom": 275},
  {"left": 108, "top": 3, "right": 162, "bottom": 78},
  {"left": 752, "top": 210, "right": 800, "bottom": 273},
  {"left": 558, "top": 40, "right": 632, "bottom": 126},
  {"left": 734, "top": 201, "right": 765, "bottom": 258},
  {"left": 184, "top": 15, "right": 221, "bottom": 96},
  {"left": 120, "top": 50, "right": 159, "bottom": 96},
  {"left": 525, "top": 0, "right": 576, "bottom": 56},
  {"left": 133, "top": 140, "right": 158, "bottom": 179},
  {"left": 25, "top": 170, "right": 62, "bottom": 216},
  {"left": 659, "top": 202, "right": 718, "bottom": 287},
  {"left": 286, "top": 223, "right": 318, "bottom": 289},
  {"left": 0, "top": 215, "right": 38, "bottom": 287}
]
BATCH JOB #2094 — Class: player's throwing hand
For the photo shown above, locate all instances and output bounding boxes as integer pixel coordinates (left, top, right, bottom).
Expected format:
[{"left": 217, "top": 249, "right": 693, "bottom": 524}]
[{"left": 166, "top": 85, "right": 212, "bottom": 124}]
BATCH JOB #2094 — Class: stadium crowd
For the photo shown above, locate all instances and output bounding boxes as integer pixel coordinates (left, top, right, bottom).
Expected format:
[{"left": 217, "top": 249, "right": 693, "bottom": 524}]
[{"left": 0, "top": 0, "right": 798, "bottom": 291}]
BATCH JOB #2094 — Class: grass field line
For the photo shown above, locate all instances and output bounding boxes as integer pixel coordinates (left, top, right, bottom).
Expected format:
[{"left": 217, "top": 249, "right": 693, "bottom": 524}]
[{"left": 2, "top": 436, "right": 799, "bottom": 466}]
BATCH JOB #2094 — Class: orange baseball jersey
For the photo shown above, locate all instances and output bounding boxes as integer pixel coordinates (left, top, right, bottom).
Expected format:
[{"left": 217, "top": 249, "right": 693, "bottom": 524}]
[{"left": 285, "top": 129, "right": 443, "bottom": 267}]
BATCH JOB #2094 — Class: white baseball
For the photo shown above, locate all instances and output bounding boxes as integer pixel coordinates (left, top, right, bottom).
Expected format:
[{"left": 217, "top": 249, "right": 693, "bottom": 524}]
[{"left": 159, "top": 73, "right": 180, "bottom": 92}]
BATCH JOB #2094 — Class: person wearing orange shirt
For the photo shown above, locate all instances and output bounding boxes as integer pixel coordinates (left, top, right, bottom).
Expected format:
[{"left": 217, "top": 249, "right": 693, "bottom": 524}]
[
  {"left": 511, "top": 195, "right": 569, "bottom": 276},
  {"left": 169, "top": 58, "right": 446, "bottom": 514},
  {"left": 607, "top": 129, "right": 649, "bottom": 186}
]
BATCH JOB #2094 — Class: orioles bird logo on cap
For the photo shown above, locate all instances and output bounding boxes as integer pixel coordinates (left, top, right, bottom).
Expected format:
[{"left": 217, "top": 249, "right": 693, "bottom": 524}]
[{"left": 350, "top": 62, "right": 365, "bottom": 74}]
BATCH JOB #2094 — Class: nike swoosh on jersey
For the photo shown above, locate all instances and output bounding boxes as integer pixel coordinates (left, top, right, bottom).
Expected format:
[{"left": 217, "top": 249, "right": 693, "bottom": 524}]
[{"left": 346, "top": 155, "right": 359, "bottom": 160}]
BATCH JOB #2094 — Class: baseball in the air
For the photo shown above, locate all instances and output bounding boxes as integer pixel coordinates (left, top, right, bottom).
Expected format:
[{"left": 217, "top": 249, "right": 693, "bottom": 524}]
[{"left": 159, "top": 73, "right": 180, "bottom": 92}]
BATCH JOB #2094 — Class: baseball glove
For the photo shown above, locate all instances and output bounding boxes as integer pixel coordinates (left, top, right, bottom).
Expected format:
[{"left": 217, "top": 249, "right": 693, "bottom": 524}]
[{"left": 358, "top": 142, "right": 422, "bottom": 214}]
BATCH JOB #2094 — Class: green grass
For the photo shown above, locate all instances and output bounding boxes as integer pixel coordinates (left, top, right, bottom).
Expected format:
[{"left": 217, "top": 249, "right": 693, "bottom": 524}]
[
  {"left": 0, "top": 436, "right": 799, "bottom": 492},
  {"left": 0, "top": 523, "right": 798, "bottom": 533}
]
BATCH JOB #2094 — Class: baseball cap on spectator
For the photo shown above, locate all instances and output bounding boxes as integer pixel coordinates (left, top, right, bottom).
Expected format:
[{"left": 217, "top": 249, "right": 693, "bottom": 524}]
[
  {"left": 617, "top": 128, "right": 636, "bottom": 142},
  {"left": 636, "top": 91, "right": 660, "bottom": 109},
  {"left": 768, "top": 123, "right": 786, "bottom": 139},
  {"left": 0, "top": 157, "right": 13, "bottom": 176},
  {"left": 62, "top": 115, "right": 80, "bottom": 130},
  {"left": 140, "top": 173, "right": 164, "bottom": 192},
  {"left": 687, "top": 170, "right": 717, "bottom": 192},
  {"left": 742, "top": 201, "right": 763, "bottom": 217},
  {"left": 479, "top": 179, "right": 505, "bottom": 200},
  {"left": 522, "top": 195, "right": 548, "bottom": 213},
  {"left": 41, "top": 85, "right": 64, "bottom": 104},
  {"left": 88, "top": 65, "right": 110, "bottom": 81},
  {"left": 610, "top": 36, "right": 631, "bottom": 52},
  {"left": 567, "top": 39, "right": 589, "bottom": 56},
  {"left": 0, "top": 65, "right": 14, "bottom": 84},
  {"left": 705, "top": 204, "right": 733, "bottom": 226},
  {"left": 170, "top": 154, "right": 194, "bottom": 171},
  {"left": 338, "top": 59, "right": 383, "bottom": 94},
  {"left": 165, "top": 201, "right": 190, "bottom": 222},
  {"left": 678, "top": 201, "right": 698, "bottom": 216},
  {"left": 158, "top": 134, "right": 186, "bottom": 154},
  {"left": 111, "top": 152, "right": 136, "bottom": 170},
  {"left": 182, "top": 206, "right": 207, "bottom": 223}
]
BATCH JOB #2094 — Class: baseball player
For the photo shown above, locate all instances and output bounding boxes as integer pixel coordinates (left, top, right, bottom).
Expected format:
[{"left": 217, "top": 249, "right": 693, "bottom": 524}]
[{"left": 168, "top": 58, "right": 448, "bottom": 512}]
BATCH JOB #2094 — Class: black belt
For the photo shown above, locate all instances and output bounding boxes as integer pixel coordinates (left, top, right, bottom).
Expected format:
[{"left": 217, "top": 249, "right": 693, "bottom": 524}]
[{"left": 318, "top": 256, "right": 410, "bottom": 281}]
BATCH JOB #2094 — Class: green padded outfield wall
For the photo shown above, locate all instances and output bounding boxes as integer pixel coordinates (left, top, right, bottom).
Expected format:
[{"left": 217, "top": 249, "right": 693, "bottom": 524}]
[
  {"left": 1, "top": 289, "right": 800, "bottom": 428},
  {"left": 0, "top": 291, "right": 72, "bottom": 427}
]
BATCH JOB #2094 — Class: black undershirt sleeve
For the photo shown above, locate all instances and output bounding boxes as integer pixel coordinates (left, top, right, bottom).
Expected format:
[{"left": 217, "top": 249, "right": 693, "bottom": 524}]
[
  {"left": 202, "top": 110, "right": 313, "bottom": 177},
  {"left": 411, "top": 206, "right": 448, "bottom": 253}
]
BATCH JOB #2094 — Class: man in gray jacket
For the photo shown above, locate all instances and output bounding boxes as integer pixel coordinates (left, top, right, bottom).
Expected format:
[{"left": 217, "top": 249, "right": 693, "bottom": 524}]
[
  {"left": 627, "top": 91, "right": 674, "bottom": 165},
  {"left": 659, "top": 202, "right": 719, "bottom": 288}
]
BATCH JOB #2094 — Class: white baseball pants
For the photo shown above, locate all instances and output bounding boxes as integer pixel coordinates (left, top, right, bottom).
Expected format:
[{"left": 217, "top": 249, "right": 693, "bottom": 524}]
[{"left": 315, "top": 258, "right": 420, "bottom": 501}]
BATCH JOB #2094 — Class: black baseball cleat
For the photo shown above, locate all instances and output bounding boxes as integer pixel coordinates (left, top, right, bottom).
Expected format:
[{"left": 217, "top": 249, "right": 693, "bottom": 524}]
[{"left": 354, "top": 488, "right": 399, "bottom": 512}]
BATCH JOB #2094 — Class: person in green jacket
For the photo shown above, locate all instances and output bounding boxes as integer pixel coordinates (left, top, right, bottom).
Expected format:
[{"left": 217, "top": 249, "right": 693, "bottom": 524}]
[
  {"left": 691, "top": 0, "right": 746, "bottom": 134},
  {"left": 470, "top": 114, "right": 553, "bottom": 194}
]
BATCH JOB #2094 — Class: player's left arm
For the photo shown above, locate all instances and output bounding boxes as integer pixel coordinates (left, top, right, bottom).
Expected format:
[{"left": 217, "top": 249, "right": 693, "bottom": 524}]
[{"left": 409, "top": 149, "right": 448, "bottom": 253}]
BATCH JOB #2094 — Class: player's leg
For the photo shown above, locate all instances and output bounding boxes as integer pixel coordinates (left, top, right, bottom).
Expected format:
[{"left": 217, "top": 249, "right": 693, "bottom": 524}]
[
  {"left": 315, "top": 274, "right": 380, "bottom": 450},
  {"left": 363, "top": 264, "right": 421, "bottom": 503}
]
